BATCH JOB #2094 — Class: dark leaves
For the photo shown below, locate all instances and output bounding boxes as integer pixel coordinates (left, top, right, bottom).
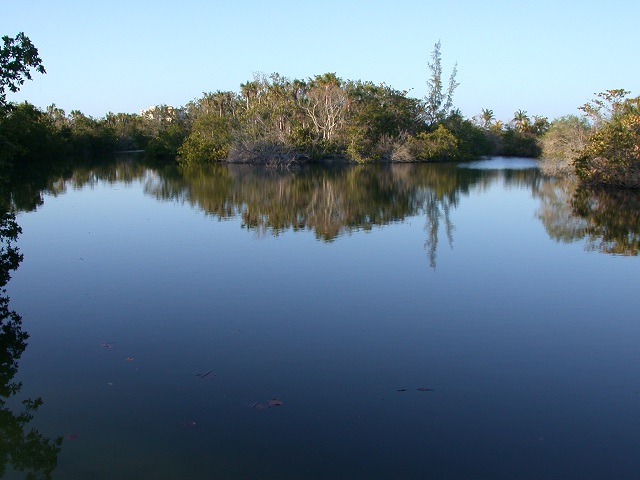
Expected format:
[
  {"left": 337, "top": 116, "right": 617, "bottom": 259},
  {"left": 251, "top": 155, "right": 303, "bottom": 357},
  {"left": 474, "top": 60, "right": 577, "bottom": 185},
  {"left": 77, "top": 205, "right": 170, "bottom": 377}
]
[{"left": 0, "top": 32, "right": 46, "bottom": 105}]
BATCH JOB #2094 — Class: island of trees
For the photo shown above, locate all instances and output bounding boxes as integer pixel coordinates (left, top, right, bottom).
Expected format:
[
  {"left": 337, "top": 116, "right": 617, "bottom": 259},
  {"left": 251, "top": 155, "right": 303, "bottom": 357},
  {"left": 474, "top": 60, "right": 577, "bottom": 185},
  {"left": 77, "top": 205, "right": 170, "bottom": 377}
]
[{"left": 1, "top": 33, "right": 639, "bottom": 188}]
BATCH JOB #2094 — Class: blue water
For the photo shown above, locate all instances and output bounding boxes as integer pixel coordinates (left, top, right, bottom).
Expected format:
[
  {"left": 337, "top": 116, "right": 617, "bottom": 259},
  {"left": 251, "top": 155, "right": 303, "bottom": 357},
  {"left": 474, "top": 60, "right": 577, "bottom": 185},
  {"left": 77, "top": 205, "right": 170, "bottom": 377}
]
[{"left": 4, "top": 158, "right": 639, "bottom": 479}]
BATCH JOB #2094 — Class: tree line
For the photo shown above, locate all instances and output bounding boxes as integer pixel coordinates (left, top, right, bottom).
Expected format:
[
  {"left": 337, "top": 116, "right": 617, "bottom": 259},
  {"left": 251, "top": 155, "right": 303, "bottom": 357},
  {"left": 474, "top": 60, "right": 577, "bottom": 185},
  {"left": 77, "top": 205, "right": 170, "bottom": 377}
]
[
  {"left": 0, "top": 38, "right": 545, "bottom": 167},
  {"left": 1, "top": 32, "right": 639, "bottom": 188}
]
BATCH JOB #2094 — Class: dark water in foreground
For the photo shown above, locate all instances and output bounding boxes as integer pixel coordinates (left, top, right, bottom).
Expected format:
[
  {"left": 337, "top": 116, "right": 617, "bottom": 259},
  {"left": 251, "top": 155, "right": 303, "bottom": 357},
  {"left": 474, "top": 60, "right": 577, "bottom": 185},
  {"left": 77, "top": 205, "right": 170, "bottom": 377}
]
[{"left": 2, "top": 157, "right": 639, "bottom": 479}]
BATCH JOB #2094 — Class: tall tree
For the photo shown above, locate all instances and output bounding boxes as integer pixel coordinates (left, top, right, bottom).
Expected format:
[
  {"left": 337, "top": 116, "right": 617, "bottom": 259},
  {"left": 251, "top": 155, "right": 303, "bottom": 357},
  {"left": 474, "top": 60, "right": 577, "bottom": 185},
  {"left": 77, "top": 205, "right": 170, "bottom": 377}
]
[
  {"left": 297, "top": 73, "right": 348, "bottom": 142},
  {"left": 422, "top": 41, "right": 459, "bottom": 126}
]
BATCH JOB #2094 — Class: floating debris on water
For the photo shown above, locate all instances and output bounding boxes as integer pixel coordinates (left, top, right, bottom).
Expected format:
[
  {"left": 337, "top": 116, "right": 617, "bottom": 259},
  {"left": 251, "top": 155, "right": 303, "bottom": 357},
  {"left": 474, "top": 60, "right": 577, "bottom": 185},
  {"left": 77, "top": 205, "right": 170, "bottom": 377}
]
[
  {"left": 125, "top": 357, "right": 134, "bottom": 361},
  {"left": 397, "top": 387, "right": 434, "bottom": 392},
  {"left": 196, "top": 368, "right": 216, "bottom": 380},
  {"left": 248, "top": 398, "right": 283, "bottom": 410}
]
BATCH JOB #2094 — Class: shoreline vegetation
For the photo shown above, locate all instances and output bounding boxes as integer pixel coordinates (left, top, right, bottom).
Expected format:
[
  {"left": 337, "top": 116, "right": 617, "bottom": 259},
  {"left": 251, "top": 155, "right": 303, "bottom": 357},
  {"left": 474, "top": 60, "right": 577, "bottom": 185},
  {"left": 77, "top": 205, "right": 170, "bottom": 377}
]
[{"left": 1, "top": 34, "right": 639, "bottom": 188}]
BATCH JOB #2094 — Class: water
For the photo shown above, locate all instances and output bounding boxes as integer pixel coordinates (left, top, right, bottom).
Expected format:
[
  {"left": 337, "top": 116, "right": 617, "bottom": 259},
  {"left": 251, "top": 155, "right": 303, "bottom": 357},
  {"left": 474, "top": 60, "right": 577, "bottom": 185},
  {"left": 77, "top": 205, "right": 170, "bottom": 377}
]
[{"left": 2, "top": 157, "right": 639, "bottom": 479}]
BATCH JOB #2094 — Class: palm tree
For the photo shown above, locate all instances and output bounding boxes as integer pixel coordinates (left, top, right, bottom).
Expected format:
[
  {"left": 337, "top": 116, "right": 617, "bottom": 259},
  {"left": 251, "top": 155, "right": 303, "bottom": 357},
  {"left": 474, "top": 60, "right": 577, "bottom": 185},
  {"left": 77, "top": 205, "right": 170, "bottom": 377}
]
[
  {"left": 490, "top": 119, "right": 504, "bottom": 133},
  {"left": 531, "top": 115, "right": 549, "bottom": 135},
  {"left": 512, "top": 109, "right": 530, "bottom": 132},
  {"left": 480, "top": 108, "right": 495, "bottom": 129},
  {"left": 240, "top": 81, "right": 259, "bottom": 110}
]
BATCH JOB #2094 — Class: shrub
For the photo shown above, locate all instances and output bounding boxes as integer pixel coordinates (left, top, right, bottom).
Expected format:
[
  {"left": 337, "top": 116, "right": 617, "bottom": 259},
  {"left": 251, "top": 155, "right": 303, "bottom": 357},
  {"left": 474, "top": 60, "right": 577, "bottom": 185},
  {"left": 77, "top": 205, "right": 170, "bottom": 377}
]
[
  {"left": 177, "top": 114, "right": 231, "bottom": 165},
  {"left": 574, "top": 96, "right": 640, "bottom": 188},
  {"left": 411, "top": 125, "right": 459, "bottom": 161},
  {"left": 540, "top": 115, "right": 592, "bottom": 176}
]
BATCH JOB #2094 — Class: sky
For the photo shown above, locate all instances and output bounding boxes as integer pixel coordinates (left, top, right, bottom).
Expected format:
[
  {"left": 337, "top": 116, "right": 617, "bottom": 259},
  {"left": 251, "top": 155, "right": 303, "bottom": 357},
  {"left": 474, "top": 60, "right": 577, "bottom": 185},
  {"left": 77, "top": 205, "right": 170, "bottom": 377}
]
[{"left": 3, "top": 0, "right": 639, "bottom": 122}]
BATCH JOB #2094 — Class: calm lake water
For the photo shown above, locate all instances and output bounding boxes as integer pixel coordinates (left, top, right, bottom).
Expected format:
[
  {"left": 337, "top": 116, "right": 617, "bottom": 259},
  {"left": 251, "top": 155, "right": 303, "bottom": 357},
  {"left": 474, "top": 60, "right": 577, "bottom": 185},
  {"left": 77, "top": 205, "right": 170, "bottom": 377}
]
[{"left": 2, "top": 156, "right": 639, "bottom": 479}]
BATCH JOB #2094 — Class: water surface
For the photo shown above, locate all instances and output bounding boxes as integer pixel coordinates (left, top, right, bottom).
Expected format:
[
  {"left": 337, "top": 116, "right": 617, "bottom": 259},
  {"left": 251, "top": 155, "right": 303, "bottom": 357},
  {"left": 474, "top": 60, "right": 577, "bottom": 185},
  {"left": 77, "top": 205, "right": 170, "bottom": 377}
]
[{"left": 2, "top": 157, "right": 639, "bottom": 479}]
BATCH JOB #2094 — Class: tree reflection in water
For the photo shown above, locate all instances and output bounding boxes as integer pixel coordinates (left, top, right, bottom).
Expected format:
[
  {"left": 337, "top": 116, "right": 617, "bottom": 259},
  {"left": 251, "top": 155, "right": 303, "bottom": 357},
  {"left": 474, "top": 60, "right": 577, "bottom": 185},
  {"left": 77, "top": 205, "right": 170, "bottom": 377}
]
[
  {"left": 0, "top": 210, "right": 62, "bottom": 479},
  {"left": 572, "top": 186, "right": 640, "bottom": 256},
  {"left": 24, "top": 158, "right": 543, "bottom": 268},
  {"left": 535, "top": 174, "right": 640, "bottom": 256},
  {"left": 534, "top": 176, "right": 588, "bottom": 243},
  {"left": 15, "top": 156, "right": 638, "bottom": 274},
  {"left": 141, "top": 162, "right": 489, "bottom": 268}
]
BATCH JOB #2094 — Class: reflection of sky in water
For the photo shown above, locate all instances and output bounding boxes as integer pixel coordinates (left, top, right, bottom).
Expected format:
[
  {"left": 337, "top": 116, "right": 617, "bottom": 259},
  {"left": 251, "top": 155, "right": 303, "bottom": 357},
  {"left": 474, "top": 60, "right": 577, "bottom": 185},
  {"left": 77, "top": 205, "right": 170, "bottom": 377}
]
[
  {"left": 459, "top": 156, "right": 539, "bottom": 170},
  {"left": 5, "top": 161, "right": 640, "bottom": 479}
]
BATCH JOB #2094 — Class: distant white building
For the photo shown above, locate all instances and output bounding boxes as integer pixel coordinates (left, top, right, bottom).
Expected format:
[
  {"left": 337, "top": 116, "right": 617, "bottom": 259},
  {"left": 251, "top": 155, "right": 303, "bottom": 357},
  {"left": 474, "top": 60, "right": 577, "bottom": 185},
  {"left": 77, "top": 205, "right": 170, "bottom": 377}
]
[{"left": 140, "top": 105, "right": 186, "bottom": 121}]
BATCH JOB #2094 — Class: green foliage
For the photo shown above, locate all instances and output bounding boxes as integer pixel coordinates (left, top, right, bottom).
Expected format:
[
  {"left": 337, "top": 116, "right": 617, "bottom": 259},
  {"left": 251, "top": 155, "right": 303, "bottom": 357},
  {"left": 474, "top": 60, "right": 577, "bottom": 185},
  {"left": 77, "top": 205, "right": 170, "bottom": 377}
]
[
  {"left": 511, "top": 109, "right": 530, "bottom": 132},
  {"left": 530, "top": 115, "right": 550, "bottom": 136},
  {"left": 344, "top": 81, "right": 420, "bottom": 161},
  {"left": 442, "top": 112, "right": 492, "bottom": 160},
  {"left": 234, "top": 73, "right": 312, "bottom": 162},
  {"left": 188, "top": 91, "right": 239, "bottom": 119},
  {"left": 499, "top": 128, "right": 542, "bottom": 158},
  {"left": 288, "top": 125, "right": 315, "bottom": 154},
  {"left": 104, "top": 112, "right": 148, "bottom": 151},
  {"left": 477, "top": 108, "right": 495, "bottom": 129},
  {"left": 0, "top": 33, "right": 45, "bottom": 107},
  {"left": 66, "top": 110, "right": 116, "bottom": 157},
  {"left": 145, "top": 122, "right": 188, "bottom": 159},
  {"left": 138, "top": 105, "right": 190, "bottom": 159},
  {"left": 574, "top": 94, "right": 640, "bottom": 187},
  {"left": 345, "top": 129, "right": 374, "bottom": 162},
  {"left": 178, "top": 114, "right": 231, "bottom": 164},
  {"left": 409, "top": 125, "right": 460, "bottom": 161},
  {"left": 509, "top": 110, "right": 549, "bottom": 136},
  {"left": 0, "top": 103, "right": 59, "bottom": 166}
]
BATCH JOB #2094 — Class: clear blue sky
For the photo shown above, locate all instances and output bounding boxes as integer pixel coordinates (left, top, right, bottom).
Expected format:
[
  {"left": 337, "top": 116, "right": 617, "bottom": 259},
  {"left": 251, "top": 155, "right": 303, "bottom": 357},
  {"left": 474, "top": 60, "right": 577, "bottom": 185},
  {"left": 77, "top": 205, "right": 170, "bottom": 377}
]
[{"left": 3, "top": 0, "right": 638, "bottom": 122}]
